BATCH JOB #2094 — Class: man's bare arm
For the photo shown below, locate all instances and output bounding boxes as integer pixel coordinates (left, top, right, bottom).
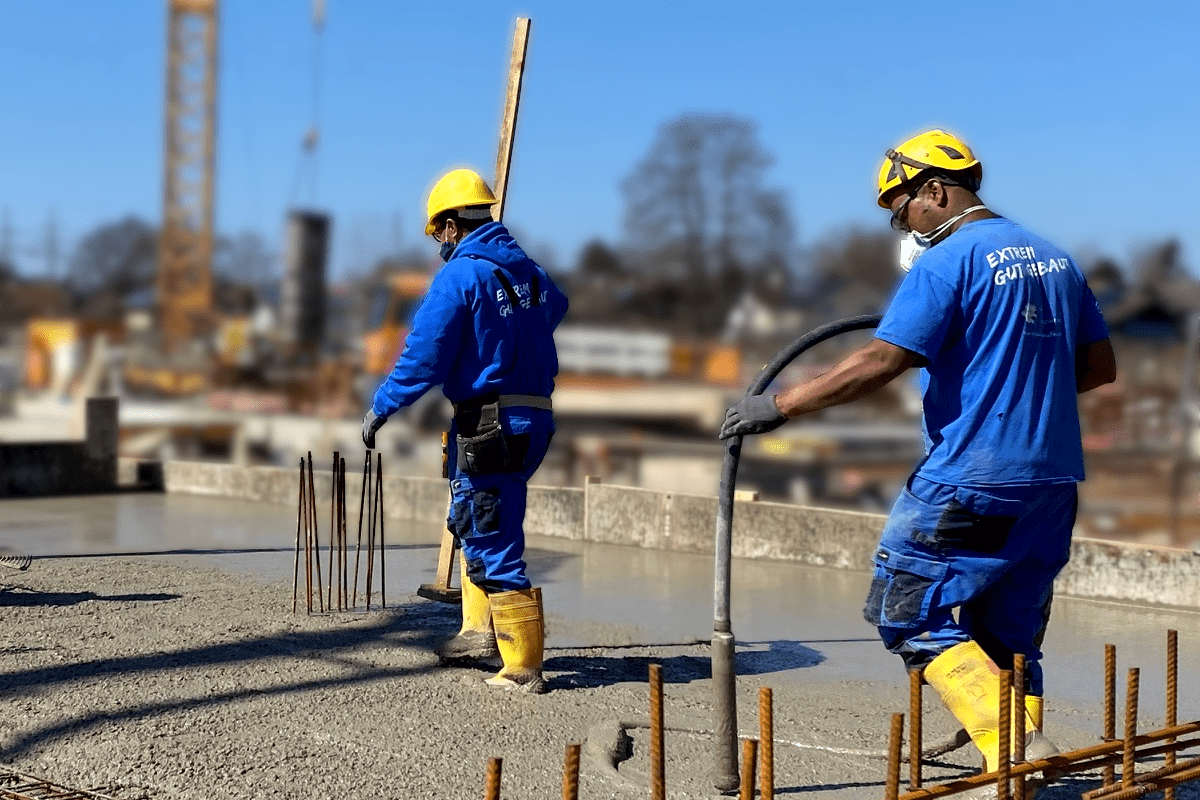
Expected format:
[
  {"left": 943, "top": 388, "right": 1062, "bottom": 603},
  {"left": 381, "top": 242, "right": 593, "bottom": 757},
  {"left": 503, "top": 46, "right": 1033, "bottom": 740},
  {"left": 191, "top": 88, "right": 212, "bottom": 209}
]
[
  {"left": 1076, "top": 338, "right": 1117, "bottom": 394},
  {"left": 776, "top": 338, "right": 921, "bottom": 418}
]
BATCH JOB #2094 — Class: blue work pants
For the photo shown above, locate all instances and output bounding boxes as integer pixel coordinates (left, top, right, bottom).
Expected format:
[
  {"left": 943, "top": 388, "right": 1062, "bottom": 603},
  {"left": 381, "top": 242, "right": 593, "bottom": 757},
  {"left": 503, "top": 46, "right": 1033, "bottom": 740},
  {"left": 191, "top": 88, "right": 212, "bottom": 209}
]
[
  {"left": 446, "top": 409, "right": 553, "bottom": 593},
  {"left": 863, "top": 475, "right": 1077, "bottom": 695}
]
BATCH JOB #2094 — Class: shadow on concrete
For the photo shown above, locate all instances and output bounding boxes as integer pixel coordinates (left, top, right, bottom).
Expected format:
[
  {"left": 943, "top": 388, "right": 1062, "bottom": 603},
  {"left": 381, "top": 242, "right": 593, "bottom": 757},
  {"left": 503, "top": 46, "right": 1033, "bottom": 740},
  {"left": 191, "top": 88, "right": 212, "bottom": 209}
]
[
  {"left": 0, "top": 599, "right": 451, "bottom": 763},
  {"left": 0, "top": 587, "right": 181, "bottom": 607},
  {"left": 540, "top": 640, "right": 826, "bottom": 690},
  {"left": 29, "top": 543, "right": 439, "bottom": 561},
  {"left": 735, "top": 640, "right": 826, "bottom": 673}
]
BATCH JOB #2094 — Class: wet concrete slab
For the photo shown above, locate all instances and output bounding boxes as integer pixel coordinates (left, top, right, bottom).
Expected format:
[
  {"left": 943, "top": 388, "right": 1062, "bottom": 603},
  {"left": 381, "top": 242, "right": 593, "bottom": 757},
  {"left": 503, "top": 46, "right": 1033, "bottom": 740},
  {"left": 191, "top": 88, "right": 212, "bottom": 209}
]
[{"left": 2, "top": 491, "right": 1199, "bottom": 727}]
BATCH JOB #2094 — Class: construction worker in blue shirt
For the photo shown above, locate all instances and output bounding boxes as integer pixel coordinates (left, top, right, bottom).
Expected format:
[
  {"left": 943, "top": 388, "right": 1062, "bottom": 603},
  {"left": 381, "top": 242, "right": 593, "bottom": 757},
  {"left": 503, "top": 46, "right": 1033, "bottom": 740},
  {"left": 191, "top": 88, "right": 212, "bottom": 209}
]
[
  {"left": 363, "top": 168, "right": 568, "bottom": 694},
  {"left": 721, "top": 130, "right": 1117, "bottom": 784}
]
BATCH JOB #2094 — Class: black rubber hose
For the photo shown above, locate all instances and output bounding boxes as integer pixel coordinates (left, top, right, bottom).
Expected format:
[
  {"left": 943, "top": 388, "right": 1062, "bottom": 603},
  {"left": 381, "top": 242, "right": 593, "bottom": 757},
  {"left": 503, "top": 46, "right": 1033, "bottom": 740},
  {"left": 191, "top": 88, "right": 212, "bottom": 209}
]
[{"left": 711, "top": 313, "right": 882, "bottom": 791}]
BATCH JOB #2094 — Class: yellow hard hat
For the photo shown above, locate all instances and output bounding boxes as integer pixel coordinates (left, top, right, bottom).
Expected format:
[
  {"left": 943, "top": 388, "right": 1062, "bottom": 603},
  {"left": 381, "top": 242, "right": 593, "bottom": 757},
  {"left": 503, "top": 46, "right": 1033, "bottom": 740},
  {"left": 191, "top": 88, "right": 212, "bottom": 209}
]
[
  {"left": 425, "top": 168, "right": 497, "bottom": 235},
  {"left": 877, "top": 129, "right": 982, "bottom": 208}
]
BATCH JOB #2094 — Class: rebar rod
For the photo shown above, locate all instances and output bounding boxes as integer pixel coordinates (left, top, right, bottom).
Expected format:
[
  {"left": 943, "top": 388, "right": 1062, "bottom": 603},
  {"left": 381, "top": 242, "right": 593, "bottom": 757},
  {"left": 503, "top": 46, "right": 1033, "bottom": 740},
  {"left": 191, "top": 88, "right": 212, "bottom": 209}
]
[
  {"left": 366, "top": 452, "right": 377, "bottom": 609},
  {"left": 909, "top": 669, "right": 922, "bottom": 791},
  {"left": 337, "top": 457, "right": 345, "bottom": 610},
  {"left": 886, "top": 713, "right": 904, "bottom": 800},
  {"left": 377, "top": 453, "right": 386, "bottom": 608},
  {"left": 1105, "top": 643, "right": 1117, "bottom": 787},
  {"left": 760, "top": 687, "right": 774, "bottom": 800},
  {"left": 998, "top": 670, "right": 1012, "bottom": 800},
  {"left": 739, "top": 739, "right": 759, "bottom": 800},
  {"left": 1166, "top": 629, "right": 1178, "bottom": 800},
  {"left": 303, "top": 454, "right": 312, "bottom": 613},
  {"left": 328, "top": 452, "right": 337, "bottom": 609},
  {"left": 1013, "top": 654, "right": 1026, "bottom": 800},
  {"left": 650, "top": 662, "right": 666, "bottom": 800},
  {"left": 304, "top": 453, "right": 314, "bottom": 618},
  {"left": 1084, "top": 758, "right": 1200, "bottom": 800},
  {"left": 484, "top": 757, "right": 502, "bottom": 800},
  {"left": 293, "top": 459, "right": 303, "bottom": 614},
  {"left": 343, "top": 458, "right": 350, "bottom": 609},
  {"left": 562, "top": 742, "right": 581, "bottom": 800},
  {"left": 897, "top": 724, "right": 1200, "bottom": 799},
  {"left": 1124, "top": 668, "right": 1140, "bottom": 789},
  {"left": 333, "top": 454, "right": 341, "bottom": 611},
  {"left": 354, "top": 451, "right": 369, "bottom": 608},
  {"left": 309, "top": 453, "right": 323, "bottom": 612}
]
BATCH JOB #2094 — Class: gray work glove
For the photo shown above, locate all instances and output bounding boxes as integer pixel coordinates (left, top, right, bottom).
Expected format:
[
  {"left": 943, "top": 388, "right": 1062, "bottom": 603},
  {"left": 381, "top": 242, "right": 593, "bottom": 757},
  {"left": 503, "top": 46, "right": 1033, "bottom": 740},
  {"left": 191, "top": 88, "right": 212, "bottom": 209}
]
[
  {"left": 362, "top": 409, "right": 386, "bottom": 449},
  {"left": 718, "top": 394, "right": 787, "bottom": 439}
]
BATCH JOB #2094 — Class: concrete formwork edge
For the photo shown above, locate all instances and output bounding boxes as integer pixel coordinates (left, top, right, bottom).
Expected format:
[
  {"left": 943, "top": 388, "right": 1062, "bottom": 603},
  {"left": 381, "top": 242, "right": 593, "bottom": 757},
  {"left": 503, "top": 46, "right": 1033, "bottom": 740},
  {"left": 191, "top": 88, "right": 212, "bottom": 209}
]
[{"left": 156, "top": 459, "right": 1200, "bottom": 609}]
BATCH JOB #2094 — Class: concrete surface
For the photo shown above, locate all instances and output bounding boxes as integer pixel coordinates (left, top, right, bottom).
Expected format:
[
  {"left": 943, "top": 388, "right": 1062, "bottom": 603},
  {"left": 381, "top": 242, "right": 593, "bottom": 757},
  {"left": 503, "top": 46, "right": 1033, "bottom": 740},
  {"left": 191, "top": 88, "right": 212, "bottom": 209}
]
[{"left": 2, "top": 493, "right": 1200, "bottom": 799}]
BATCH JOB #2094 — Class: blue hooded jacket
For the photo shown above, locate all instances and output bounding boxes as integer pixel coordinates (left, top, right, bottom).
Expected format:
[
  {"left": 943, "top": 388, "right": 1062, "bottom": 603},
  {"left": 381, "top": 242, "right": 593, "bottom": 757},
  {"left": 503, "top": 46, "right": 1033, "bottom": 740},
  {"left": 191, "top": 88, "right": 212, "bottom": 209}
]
[{"left": 371, "top": 221, "right": 568, "bottom": 418}]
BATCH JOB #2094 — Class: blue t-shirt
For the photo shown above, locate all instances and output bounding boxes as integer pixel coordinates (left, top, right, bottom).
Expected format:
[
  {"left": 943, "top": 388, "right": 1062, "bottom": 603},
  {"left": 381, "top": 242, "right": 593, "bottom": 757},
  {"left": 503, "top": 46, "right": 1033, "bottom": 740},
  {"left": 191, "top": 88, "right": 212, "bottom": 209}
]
[
  {"left": 371, "top": 222, "right": 569, "bottom": 418},
  {"left": 875, "top": 217, "right": 1109, "bottom": 487}
]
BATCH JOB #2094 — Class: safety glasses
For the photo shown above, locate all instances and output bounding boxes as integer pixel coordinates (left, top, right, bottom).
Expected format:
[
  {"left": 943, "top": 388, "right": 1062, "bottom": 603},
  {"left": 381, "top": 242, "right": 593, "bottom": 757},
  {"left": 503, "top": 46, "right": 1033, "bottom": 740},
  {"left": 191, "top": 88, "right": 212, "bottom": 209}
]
[{"left": 889, "top": 179, "right": 930, "bottom": 233}]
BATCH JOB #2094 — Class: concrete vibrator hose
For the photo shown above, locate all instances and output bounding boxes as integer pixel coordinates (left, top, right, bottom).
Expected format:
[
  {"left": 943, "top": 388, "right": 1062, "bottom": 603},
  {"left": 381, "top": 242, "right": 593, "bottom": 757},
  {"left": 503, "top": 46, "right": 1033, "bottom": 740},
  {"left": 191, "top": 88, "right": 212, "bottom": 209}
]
[{"left": 711, "top": 313, "right": 882, "bottom": 792}]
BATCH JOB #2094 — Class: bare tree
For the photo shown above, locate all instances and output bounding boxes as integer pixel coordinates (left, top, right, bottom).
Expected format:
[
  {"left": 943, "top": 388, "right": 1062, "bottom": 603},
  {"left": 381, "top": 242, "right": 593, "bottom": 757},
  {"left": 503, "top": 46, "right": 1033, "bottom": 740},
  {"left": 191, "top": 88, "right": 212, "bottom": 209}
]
[
  {"left": 621, "top": 114, "right": 795, "bottom": 334},
  {"left": 66, "top": 216, "right": 157, "bottom": 299}
]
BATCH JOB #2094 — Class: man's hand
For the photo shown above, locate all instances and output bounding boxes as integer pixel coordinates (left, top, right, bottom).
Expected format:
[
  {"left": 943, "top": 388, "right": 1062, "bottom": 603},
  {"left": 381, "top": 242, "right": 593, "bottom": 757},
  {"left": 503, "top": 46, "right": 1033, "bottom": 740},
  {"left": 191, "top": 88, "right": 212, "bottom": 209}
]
[
  {"left": 362, "top": 410, "right": 386, "bottom": 449},
  {"left": 719, "top": 394, "right": 787, "bottom": 439}
]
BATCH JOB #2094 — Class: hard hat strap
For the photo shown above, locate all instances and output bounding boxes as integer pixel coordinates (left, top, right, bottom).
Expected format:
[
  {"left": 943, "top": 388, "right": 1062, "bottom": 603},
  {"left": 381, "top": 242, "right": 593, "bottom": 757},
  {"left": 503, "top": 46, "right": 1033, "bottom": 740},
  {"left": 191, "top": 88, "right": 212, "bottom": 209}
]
[{"left": 886, "top": 149, "right": 980, "bottom": 193}]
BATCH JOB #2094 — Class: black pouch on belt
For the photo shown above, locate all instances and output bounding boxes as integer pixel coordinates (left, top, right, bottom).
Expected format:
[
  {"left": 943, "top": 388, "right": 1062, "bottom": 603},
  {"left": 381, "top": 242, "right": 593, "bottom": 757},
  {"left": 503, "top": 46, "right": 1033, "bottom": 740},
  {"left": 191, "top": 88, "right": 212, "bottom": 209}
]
[{"left": 455, "top": 399, "right": 510, "bottom": 474}]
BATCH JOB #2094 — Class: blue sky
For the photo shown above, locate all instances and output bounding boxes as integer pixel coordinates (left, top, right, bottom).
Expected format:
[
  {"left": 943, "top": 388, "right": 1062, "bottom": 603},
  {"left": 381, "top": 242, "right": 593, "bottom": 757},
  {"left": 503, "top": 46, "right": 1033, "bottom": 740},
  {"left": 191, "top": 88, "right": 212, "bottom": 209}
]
[{"left": 2, "top": 0, "right": 1198, "bottom": 283}]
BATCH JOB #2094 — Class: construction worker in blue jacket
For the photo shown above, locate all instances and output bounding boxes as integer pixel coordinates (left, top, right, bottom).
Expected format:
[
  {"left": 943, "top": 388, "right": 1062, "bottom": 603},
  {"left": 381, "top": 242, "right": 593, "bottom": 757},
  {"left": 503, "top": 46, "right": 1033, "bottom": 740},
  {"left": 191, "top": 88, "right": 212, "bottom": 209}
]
[
  {"left": 721, "top": 130, "right": 1117, "bottom": 786},
  {"left": 363, "top": 168, "right": 568, "bottom": 694}
]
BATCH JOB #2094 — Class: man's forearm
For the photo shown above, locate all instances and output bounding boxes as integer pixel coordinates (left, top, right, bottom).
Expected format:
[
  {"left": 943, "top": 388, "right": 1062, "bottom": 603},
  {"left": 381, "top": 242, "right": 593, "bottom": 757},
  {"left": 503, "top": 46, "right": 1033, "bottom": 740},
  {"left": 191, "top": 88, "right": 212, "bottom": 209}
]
[{"left": 776, "top": 342, "right": 915, "bottom": 418}]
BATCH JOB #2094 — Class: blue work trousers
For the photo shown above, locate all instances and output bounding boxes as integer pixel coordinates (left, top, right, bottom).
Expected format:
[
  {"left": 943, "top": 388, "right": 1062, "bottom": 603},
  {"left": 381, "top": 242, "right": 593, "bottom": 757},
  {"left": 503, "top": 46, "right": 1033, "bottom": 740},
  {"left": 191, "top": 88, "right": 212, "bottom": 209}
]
[
  {"left": 446, "top": 409, "right": 553, "bottom": 593},
  {"left": 863, "top": 475, "right": 1077, "bottom": 695}
]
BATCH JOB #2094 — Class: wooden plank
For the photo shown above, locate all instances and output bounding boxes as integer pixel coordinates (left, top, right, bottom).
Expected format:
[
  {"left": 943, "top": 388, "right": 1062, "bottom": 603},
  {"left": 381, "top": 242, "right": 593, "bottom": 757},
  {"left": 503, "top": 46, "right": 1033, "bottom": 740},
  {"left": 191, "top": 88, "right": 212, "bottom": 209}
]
[{"left": 491, "top": 17, "right": 531, "bottom": 222}]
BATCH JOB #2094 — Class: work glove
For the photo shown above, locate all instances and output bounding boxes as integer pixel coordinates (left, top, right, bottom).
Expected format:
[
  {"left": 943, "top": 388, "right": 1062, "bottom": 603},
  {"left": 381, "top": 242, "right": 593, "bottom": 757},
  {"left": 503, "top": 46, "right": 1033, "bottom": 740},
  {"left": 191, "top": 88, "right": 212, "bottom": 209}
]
[
  {"left": 362, "top": 409, "right": 386, "bottom": 449},
  {"left": 718, "top": 394, "right": 787, "bottom": 440}
]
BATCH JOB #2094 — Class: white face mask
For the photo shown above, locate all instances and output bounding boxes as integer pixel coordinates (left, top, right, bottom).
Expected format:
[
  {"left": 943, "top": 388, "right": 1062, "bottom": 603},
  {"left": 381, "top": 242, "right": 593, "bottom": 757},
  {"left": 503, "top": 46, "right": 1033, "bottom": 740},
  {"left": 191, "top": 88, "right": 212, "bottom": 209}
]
[{"left": 897, "top": 204, "right": 987, "bottom": 272}]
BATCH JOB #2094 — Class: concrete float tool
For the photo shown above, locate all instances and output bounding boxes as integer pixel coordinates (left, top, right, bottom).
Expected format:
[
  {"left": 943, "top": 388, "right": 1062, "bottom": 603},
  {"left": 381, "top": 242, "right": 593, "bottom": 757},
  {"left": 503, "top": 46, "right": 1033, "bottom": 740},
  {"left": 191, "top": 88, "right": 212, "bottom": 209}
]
[
  {"left": 419, "top": 16, "right": 532, "bottom": 604},
  {"left": 711, "top": 314, "right": 882, "bottom": 792}
]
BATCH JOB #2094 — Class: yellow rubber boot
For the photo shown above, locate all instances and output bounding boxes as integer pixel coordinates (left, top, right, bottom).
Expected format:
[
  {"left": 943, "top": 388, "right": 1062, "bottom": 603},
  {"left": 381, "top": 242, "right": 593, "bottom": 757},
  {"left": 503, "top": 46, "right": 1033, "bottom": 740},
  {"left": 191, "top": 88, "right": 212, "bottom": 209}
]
[
  {"left": 1020, "top": 695, "right": 1060, "bottom": 764},
  {"left": 436, "top": 554, "right": 498, "bottom": 662},
  {"left": 924, "top": 641, "right": 1008, "bottom": 772},
  {"left": 1025, "top": 695, "right": 1043, "bottom": 730},
  {"left": 485, "top": 587, "right": 545, "bottom": 694}
]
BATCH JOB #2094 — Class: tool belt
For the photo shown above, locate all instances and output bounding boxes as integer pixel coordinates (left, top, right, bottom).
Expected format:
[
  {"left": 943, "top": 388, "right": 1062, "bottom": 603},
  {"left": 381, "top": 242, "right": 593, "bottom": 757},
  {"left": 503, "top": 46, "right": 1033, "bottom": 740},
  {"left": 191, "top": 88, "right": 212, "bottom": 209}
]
[{"left": 453, "top": 394, "right": 552, "bottom": 474}]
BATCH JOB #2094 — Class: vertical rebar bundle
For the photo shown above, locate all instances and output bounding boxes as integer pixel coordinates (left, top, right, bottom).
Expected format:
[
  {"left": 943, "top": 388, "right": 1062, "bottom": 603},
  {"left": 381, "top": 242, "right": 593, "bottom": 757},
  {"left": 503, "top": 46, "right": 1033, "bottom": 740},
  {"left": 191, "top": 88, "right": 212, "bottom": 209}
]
[
  {"left": 649, "top": 662, "right": 666, "bottom": 800},
  {"left": 293, "top": 450, "right": 385, "bottom": 614}
]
